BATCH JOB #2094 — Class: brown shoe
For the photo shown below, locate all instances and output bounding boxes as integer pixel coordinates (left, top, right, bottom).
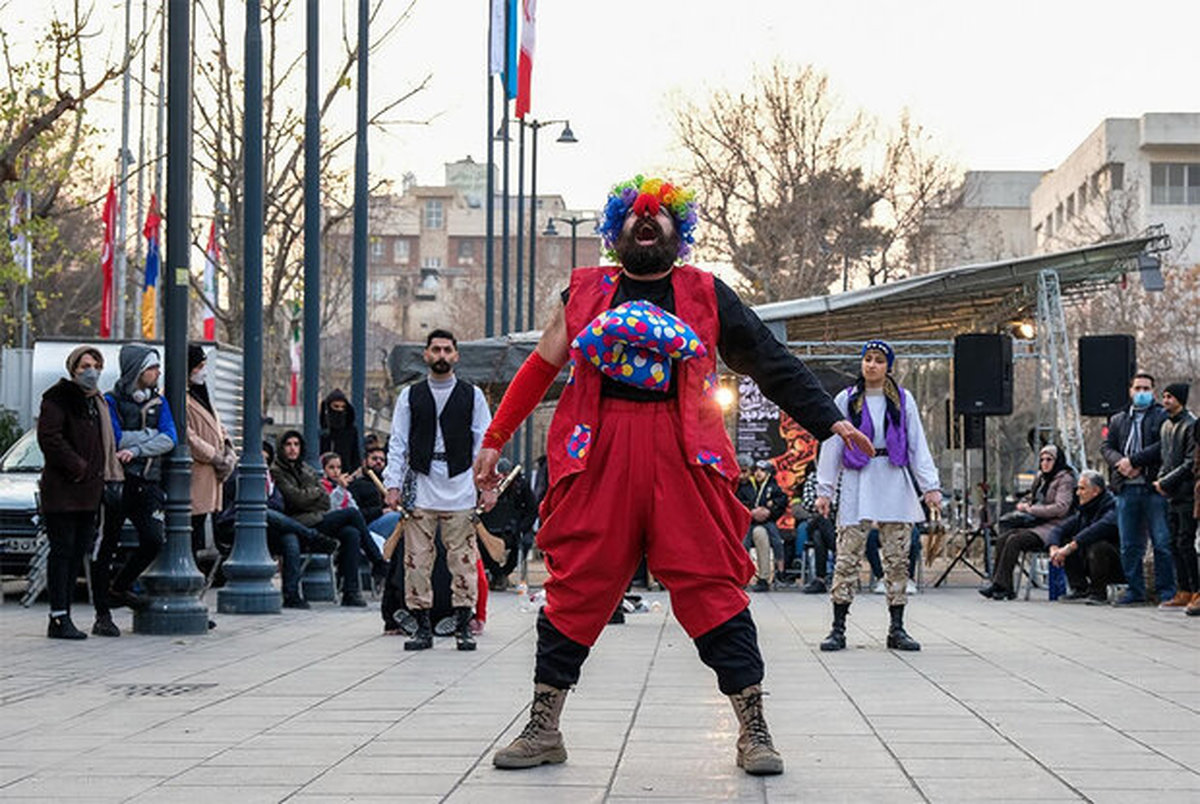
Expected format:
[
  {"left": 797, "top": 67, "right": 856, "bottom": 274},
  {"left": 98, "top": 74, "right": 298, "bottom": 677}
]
[
  {"left": 729, "top": 684, "right": 784, "bottom": 775},
  {"left": 1186, "top": 593, "right": 1200, "bottom": 616},
  {"left": 1158, "top": 591, "right": 1193, "bottom": 609},
  {"left": 493, "top": 684, "right": 569, "bottom": 769}
]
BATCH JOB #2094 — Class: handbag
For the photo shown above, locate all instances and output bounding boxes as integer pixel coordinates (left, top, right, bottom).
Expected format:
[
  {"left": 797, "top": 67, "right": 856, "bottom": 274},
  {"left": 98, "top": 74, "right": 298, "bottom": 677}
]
[{"left": 998, "top": 510, "right": 1039, "bottom": 529}]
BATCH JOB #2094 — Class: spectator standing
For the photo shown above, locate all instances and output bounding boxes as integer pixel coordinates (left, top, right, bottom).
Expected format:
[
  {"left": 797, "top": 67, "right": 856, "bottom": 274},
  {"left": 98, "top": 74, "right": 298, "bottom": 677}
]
[
  {"left": 1100, "top": 372, "right": 1175, "bottom": 605},
  {"left": 185, "top": 344, "right": 236, "bottom": 554},
  {"left": 94, "top": 345, "right": 176, "bottom": 613},
  {"left": 1191, "top": 435, "right": 1200, "bottom": 616},
  {"left": 740, "top": 459, "right": 788, "bottom": 592},
  {"left": 1154, "top": 382, "right": 1196, "bottom": 609},
  {"left": 979, "top": 444, "right": 1076, "bottom": 600},
  {"left": 270, "top": 429, "right": 370, "bottom": 607},
  {"left": 815, "top": 339, "right": 941, "bottom": 653},
  {"left": 320, "top": 389, "right": 361, "bottom": 474},
  {"left": 37, "top": 346, "right": 123, "bottom": 639},
  {"left": 1049, "top": 470, "right": 1123, "bottom": 603},
  {"left": 383, "top": 329, "right": 493, "bottom": 652}
]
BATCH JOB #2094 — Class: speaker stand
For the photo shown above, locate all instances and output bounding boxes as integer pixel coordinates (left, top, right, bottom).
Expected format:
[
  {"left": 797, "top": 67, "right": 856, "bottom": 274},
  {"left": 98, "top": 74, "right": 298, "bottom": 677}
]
[{"left": 934, "top": 523, "right": 993, "bottom": 587}]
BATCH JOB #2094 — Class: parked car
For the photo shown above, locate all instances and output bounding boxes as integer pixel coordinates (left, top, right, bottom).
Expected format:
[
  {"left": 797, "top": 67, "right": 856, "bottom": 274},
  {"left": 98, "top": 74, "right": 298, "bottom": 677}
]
[{"left": 0, "top": 429, "right": 40, "bottom": 577}]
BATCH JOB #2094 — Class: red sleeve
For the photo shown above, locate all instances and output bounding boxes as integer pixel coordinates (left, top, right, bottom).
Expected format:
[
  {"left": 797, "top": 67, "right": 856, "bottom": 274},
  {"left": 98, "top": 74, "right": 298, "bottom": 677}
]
[{"left": 482, "top": 351, "right": 561, "bottom": 450}]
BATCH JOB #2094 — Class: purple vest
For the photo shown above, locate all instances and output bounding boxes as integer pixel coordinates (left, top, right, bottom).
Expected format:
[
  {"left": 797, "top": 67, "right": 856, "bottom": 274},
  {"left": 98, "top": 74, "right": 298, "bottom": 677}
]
[{"left": 843, "top": 386, "right": 909, "bottom": 470}]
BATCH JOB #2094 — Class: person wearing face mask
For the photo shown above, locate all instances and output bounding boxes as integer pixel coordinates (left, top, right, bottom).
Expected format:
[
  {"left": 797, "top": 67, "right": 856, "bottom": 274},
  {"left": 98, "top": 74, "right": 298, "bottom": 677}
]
[
  {"left": 37, "top": 346, "right": 124, "bottom": 639},
  {"left": 185, "top": 344, "right": 236, "bottom": 558},
  {"left": 1100, "top": 371, "right": 1174, "bottom": 606},
  {"left": 94, "top": 344, "right": 177, "bottom": 615},
  {"left": 320, "top": 389, "right": 361, "bottom": 475}
]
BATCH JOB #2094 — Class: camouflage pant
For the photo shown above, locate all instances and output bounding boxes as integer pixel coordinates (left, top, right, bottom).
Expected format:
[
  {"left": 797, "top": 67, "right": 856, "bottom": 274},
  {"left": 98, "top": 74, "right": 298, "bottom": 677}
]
[
  {"left": 830, "top": 521, "right": 911, "bottom": 607},
  {"left": 404, "top": 509, "right": 477, "bottom": 610}
]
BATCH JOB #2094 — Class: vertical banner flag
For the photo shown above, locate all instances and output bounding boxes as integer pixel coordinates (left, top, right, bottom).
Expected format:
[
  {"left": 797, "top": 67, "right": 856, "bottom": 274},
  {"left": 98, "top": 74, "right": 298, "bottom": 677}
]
[
  {"left": 289, "top": 301, "right": 302, "bottom": 406},
  {"left": 488, "top": 0, "right": 506, "bottom": 75},
  {"left": 202, "top": 219, "right": 219, "bottom": 340},
  {"left": 515, "top": 0, "right": 536, "bottom": 118},
  {"left": 503, "top": 0, "right": 519, "bottom": 99},
  {"left": 7, "top": 189, "right": 30, "bottom": 277},
  {"left": 99, "top": 179, "right": 117, "bottom": 338},
  {"left": 141, "top": 194, "right": 161, "bottom": 339}
]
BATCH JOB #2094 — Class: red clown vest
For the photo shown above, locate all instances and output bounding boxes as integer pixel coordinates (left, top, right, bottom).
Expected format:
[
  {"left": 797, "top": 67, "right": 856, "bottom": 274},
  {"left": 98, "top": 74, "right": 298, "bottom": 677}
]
[{"left": 544, "top": 264, "right": 738, "bottom": 490}]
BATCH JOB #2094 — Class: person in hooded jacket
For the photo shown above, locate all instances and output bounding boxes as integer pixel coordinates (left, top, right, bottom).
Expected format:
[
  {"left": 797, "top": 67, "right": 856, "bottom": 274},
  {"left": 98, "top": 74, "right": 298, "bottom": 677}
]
[
  {"left": 94, "top": 344, "right": 177, "bottom": 614},
  {"left": 37, "top": 345, "right": 124, "bottom": 639},
  {"left": 270, "top": 428, "right": 370, "bottom": 606},
  {"left": 185, "top": 344, "right": 236, "bottom": 555},
  {"left": 320, "top": 389, "right": 361, "bottom": 474}
]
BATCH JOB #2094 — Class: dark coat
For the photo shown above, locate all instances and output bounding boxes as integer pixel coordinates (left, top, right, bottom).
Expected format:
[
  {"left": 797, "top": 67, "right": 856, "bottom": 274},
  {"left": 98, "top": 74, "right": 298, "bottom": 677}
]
[
  {"left": 319, "top": 389, "right": 361, "bottom": 473},
  {"left": 270, "top": 430, "right": 330, "bottom": 527},
  {"left": 1101, "top": 403, "right": 1168, "bottom": 491},
  {"left": 37, "top": 379, "right": 107, "bottom": 513},
  {"left": 348, "top": 475, "right": 385, "bottom": 524},
  {"left": 480, "top": 475, "right": 538, "bottom": 536},
  {"left": 1157, "top": 409, "right": 1195, "bottom": 507},
  {"left": 738, "top": 474, "right": 788, "bottom": 524},
  {"left": 1048, "top": 490, "right": 1118, "bottom": 549}
]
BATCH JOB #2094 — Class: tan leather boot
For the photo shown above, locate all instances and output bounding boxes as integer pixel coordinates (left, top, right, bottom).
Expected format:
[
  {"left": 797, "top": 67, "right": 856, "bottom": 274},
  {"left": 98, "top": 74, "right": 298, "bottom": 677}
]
[
  {"left": 729, "top": 684, "right": 784, "bottom": 775},
  {"left": 493, "top": 683, "right": 569, "bottom": 769}
]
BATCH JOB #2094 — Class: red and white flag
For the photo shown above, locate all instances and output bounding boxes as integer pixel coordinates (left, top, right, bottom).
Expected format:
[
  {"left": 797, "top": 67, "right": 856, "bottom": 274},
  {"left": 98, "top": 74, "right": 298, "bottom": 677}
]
[
  {"left": 202, "top": 219, "right": 220, "bottom": 339},
  {"left": 515, "top": 0, "right": 536, "bottom": 118},
  {"left": 99, "top": 180, "right": 117, "bottom": 338},
  {"left": 289, "top": 302, "right": 302, "bottom": 406}
]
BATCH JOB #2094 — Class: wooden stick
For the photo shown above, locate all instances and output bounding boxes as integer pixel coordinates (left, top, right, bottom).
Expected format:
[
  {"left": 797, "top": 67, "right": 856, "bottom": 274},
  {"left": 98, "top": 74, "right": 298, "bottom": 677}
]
[{"left": 474, "top": 464, "right": 522, "bottom": 564}]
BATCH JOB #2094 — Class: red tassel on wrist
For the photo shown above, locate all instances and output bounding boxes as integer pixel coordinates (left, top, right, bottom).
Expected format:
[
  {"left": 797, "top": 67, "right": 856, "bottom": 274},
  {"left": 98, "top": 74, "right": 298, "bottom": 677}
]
[{"left": 482, "top": 351, "right": 561, "bottom": 450}]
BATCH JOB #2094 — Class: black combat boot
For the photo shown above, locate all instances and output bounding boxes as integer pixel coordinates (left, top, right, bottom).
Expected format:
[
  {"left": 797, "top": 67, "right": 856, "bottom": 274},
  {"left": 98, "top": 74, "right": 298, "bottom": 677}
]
[
  {"left": 454, "top": 606, "right": 477, "bottom": 651},
  {"left": 819, "top": 602, "right": 850, "bottom": 651},
  {"left": 48, "top": 613, "right": 87, "bottom": 640},
  {"left": 886, "top": 604, "right": 921, "bottom": 651},
  {"left": 404, "top": 608, "right": 433, "bottom": 651}
]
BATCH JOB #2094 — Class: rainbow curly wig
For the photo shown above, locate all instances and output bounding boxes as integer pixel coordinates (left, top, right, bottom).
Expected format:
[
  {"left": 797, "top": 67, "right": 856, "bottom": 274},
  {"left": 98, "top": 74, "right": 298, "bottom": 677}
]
[{"left": 597, "top": 175, "right": 699, "bottom": 262}]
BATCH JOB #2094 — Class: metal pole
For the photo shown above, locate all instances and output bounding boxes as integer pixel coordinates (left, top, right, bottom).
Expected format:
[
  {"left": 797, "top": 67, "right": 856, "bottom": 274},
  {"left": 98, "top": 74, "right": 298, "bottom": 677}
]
[
  {"left": 134, "top": 0, "right": 147, "bottom": 337},
  {"left": 515, "top": 120, "right": 525, "bottom": 332},
  {"left": 114, "top": 0, "right": 133, "bottom": 339},
  {"left": 219, "top": 0, "right": 279, "bottom": 614},
  {"left": 485, "top": 76, "right": 495, "bottom": 337},
  {"left": 351, "top": 0, "right": 368, "bottom": 444},
  {"left": 20, "top": 186, "right": 30, "bottom": 349},
  {"left": 528, "top": 121, "right": 538, "bottom": 325},
  {"left": 501, "top": 111, "right": 510, "bottom": 334},
  {"left": 133, "top": 0, "right": 208, "bottom": 634},
  {"left": 571, "top": 223, "right": 578, "bottom": 269},
  {"left": 302, "top": 0, "right": 321, "bottom": 465}
]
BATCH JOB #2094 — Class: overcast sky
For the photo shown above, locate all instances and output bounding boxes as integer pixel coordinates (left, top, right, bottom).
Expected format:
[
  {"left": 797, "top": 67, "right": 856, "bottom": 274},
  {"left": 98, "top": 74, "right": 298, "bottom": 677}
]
[{"left": 12, "top": 0, "right": 1200, "bottom": 213}]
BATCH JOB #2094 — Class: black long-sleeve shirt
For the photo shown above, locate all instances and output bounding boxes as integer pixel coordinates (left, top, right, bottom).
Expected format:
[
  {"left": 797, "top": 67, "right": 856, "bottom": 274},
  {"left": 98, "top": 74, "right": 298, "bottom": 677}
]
[{"left": 562, "top": 273, "right": 843, "bottom": 442}]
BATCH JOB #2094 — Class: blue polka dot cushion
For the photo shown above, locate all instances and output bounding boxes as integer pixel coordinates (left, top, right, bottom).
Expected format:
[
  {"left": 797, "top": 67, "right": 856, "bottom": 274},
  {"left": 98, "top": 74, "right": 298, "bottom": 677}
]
[{"left": 571, "top": 300, "right": 707, "bottom": 391}]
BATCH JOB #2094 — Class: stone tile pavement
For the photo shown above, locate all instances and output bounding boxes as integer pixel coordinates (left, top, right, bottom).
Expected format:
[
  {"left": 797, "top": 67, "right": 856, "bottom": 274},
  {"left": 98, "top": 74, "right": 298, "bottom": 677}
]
[{"left": 1, "top": 585, "right": 1198, "bottom": 802}]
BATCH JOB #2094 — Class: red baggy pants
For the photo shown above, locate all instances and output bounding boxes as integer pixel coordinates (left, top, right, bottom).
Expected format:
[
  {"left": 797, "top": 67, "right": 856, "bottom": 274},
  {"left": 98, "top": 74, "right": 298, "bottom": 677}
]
[{"left": 538, "top": 397, "right": 755, "bottom": 647}]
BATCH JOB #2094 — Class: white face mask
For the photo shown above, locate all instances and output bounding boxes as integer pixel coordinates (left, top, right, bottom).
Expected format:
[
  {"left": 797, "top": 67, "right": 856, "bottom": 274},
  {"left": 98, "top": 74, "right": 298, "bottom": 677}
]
[{"left": 190, "top": 367, "right": 207, "bottom": 385}]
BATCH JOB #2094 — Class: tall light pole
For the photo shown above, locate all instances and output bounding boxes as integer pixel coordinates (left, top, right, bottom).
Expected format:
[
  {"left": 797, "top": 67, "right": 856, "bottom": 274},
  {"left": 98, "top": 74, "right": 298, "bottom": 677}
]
[
  {"left": 544, "top": 214, "right": 598, "bottom": 269},
  {"left": 525, "top": 119, "right": 576, "bottom": 327},
  {"left": 134, "top": 0, "right": 208, "bottom": 635},
  {"left": 302, "top": 0, "right": 321, "bottom": 463},
  {"left": 351, "top": 0, "right": 369, "bottom": 445}
]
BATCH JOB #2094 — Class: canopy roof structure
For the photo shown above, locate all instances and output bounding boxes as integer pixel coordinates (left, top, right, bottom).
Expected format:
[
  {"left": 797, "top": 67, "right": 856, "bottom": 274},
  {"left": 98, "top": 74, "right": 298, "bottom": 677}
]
[{"left": 753, "top": 234, "right": 1162, "bottom": 341}]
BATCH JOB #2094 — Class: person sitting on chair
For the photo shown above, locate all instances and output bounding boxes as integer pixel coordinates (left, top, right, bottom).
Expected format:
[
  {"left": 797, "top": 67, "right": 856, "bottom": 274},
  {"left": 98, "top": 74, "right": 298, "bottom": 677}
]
[
  {"left": 1048, "top": 470, "right": 1123, "bottom": 604},
  {"left": 980, "top": 444, "right": 1076, "bottom": 600},
  {"left": 740, "top": 459, "right": 789, "bottom": 591}
]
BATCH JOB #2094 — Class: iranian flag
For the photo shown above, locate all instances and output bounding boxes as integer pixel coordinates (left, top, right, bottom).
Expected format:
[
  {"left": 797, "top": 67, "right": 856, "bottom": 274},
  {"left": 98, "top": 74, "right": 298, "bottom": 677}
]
[
  {"left": 515, "top": 0, "right": 536, "bottom": 118},
  {"left": 99, "top": 180, "right": 117, "bottom": 338},
  {"left": 289, "top": 303, "right": 302, "bottom": 406},
  {"left": 202, "top": 220, "right": 219, "bottom": 339}
]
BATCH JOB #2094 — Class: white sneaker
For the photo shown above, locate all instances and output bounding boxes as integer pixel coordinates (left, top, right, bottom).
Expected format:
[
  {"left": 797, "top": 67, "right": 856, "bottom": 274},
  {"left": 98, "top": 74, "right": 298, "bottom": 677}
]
[
  {"left": 872, "top": 579, "right": 887, "bottom": 594},
  {"left": 906, "top": 579, "right": 918, "bottom": 595}
]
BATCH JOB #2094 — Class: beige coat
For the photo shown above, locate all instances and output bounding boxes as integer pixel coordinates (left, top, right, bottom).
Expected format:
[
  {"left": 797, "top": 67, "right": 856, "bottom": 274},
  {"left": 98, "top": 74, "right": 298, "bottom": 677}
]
[{"left": 187, "top": 393, "right": 230, "bottom": 515}]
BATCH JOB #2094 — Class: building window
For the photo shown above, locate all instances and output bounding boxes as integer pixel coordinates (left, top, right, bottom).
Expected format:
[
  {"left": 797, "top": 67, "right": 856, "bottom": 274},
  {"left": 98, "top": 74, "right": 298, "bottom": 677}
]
[
  {"left": 415, "top": 266, "right": 440, "bottom": 299},
  {"left": 1151, "top": 162, "right": 1200, "bottom": 205},
  {"left": 1090, "top": 172, "right": 1101, "bottom": 197},
  {"left": 421, "top": 256, "right": 442, "bottom": 269},
  {"left": 456, "top": 240, "right": 474, "bottom": 265},
  {"left": 393, "top": 239, "right": 410, "bottom": 264},
  {"left": 1066, "top": 194, "right": 1075, "bottom": 218},
  {"left": 1055, "top": 203, "right": 1063, "bottom": 229},
  {"left": 370, "top": 278, "right": 391, "bottom": 302},
  {"left": 1045, "top": 214, "right": 1053, "bottom": 239},
  {"left": 1109, "top": 163, "right": 1124, "bottom": 191},
  {"left": 370, "top": 239, "right": 384, "bottom": 263},
  {"left": 1077, "top": 182, "right": 1087, "bottom": 208},
  {"left": 423, "top": 199, "right": 444, "bottom": 229}
]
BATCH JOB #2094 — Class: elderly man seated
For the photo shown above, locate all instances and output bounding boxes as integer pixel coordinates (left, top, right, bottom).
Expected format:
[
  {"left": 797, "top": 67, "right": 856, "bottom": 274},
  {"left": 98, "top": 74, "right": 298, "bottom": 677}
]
[{"left": 1048, "top": 470, "right": 1124, "bottom": 604}]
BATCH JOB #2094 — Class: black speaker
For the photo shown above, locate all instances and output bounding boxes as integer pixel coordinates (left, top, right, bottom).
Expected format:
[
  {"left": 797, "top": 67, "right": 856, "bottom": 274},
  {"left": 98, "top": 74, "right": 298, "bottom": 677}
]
[
  {"left": 1079, "top": 335, "right": 1136, "bottom": 416},
  {"left": 963, "top": 414, "right": 986, "bottom": 449},
  {"left": 953, "top": 334, "right": 1013, "bottom": 415}
]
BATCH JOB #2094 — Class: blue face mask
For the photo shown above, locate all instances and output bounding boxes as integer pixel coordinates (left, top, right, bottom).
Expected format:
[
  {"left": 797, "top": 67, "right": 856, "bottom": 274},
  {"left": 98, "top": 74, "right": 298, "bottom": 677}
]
[{"left": 1132, "top": 390, "right": 1153, "bottom": 409}]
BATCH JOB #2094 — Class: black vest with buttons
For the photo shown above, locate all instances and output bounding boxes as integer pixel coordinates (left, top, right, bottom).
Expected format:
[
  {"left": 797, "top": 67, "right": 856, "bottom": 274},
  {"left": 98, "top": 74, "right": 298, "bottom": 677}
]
[{"left": 408, "top": 379, "right": 475, "bottom": 478}]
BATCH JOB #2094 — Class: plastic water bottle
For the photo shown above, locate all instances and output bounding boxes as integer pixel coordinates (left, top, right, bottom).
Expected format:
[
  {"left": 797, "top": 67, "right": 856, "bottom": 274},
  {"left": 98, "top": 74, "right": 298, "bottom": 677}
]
[{"left": 516, "top": 582, "right": 533, "bottom": 613}]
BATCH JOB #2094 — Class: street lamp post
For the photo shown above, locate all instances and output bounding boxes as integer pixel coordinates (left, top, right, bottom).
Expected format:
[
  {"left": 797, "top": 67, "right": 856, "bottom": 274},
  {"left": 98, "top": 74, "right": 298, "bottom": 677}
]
[
  {"left": 544, "top": 214, "right": 598, "bottom": 269},
  {"left": 525, "top": 120, "right": 576, "bottom": 326}
]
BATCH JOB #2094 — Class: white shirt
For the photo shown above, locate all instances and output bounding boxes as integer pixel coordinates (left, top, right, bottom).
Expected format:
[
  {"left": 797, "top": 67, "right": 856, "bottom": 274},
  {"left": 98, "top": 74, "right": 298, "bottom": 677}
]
[
  {"left": 816, "top": 387, "right": 940, "bottom": 526},
  {"left": 382, "top": 375, "right": 492, "bottom": 512}
]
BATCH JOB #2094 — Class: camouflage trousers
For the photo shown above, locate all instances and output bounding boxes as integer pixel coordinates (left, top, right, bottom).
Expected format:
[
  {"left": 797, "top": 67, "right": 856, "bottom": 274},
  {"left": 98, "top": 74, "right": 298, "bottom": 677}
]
[
  {"left": 404, "top": 509, "right": 478, "bottom": 610},
  {"left": 830, "top": 521, "right": 911, "bottom": 607}
]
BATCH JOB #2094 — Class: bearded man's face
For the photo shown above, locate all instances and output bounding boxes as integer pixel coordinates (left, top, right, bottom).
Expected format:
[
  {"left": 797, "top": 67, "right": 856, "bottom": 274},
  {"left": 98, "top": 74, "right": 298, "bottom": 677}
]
[{"left": 615, "top": 209, "right": 680, "bottom": 275}]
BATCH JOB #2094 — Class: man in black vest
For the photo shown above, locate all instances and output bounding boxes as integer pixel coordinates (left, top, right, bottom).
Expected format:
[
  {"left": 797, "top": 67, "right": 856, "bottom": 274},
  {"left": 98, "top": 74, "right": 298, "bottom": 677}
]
[{"left": 383, "top": 329, "right": 494, "bottom": 651}]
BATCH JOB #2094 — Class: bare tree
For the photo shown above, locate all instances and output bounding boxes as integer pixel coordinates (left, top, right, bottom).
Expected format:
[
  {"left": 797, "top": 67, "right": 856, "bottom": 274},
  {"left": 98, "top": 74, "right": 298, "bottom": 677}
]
[{"left": 672, "top": 62, "right": 955, "bottom": 303}]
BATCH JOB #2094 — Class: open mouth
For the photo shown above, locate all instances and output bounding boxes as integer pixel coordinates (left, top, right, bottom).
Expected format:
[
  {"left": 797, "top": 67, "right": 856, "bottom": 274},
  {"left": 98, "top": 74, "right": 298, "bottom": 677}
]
[{"left": 634, "top": 219, "right": 660, "bottom": 246}]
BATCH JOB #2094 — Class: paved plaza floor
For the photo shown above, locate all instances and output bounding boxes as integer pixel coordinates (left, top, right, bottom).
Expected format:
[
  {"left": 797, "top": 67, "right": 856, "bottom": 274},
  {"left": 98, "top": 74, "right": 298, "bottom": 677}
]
[{"left": 1, "top": 583, "right": 1198, "bottom": 803}]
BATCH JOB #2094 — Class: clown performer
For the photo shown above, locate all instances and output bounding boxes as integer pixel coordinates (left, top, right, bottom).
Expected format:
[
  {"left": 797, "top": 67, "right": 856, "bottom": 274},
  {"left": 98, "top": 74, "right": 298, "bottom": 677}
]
[
  {"left": 473, "top": 175, "right": 874, "bottom": 775},
  {"left": 814, "top": 340, "right": 942, "bottom": 653}
]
